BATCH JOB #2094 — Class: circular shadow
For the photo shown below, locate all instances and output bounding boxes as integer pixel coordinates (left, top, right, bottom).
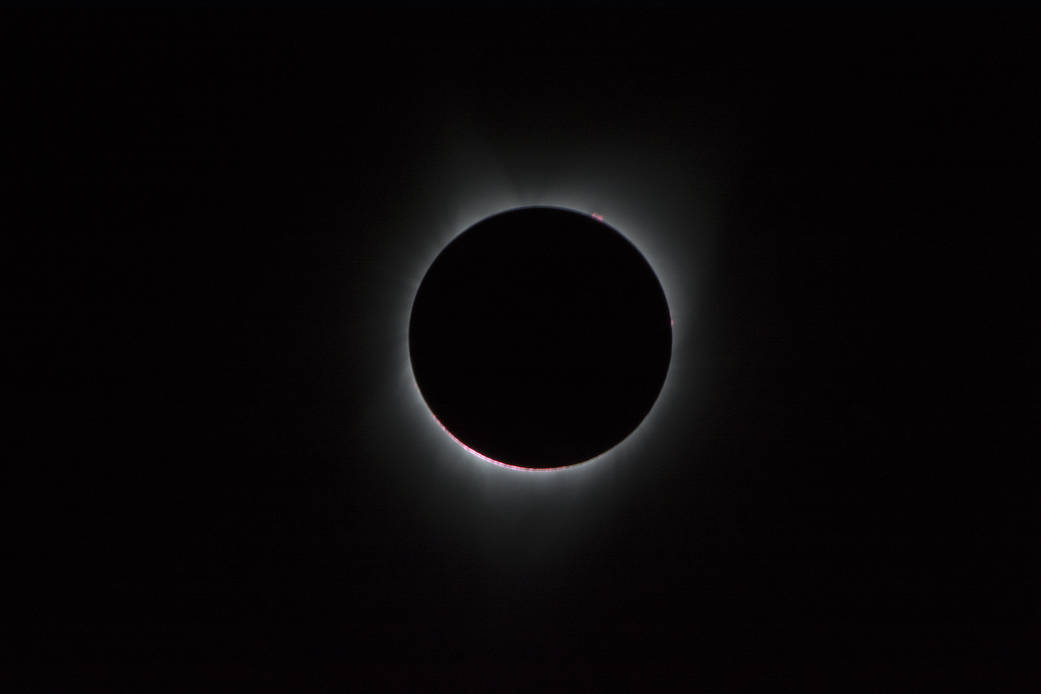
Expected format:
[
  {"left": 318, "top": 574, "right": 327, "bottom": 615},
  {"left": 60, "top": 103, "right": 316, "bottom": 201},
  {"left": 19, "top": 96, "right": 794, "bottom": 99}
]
[{"left": 409, "top": 206, "right": 671, "bottom": 469}]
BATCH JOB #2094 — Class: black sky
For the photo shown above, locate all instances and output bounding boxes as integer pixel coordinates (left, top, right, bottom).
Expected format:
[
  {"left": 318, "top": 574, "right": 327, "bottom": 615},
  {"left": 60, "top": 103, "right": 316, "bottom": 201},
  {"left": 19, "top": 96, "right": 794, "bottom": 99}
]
[{"left": 8, "top": 12, "right": 1038, "bottom": 691}]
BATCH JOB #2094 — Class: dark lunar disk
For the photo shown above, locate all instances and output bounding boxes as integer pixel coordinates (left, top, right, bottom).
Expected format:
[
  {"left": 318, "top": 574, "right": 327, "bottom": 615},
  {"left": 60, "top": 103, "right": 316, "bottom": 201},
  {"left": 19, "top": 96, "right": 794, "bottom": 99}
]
[{"left": 409, "top": 206, "right": 672, "bottom": 469}]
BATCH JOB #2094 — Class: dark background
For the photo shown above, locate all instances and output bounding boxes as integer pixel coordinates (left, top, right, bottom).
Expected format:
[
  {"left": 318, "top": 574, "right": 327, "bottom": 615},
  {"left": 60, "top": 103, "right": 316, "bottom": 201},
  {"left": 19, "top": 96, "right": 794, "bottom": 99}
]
[{"left": 7, "top": 12, "right": 1037, "bottom": 691}]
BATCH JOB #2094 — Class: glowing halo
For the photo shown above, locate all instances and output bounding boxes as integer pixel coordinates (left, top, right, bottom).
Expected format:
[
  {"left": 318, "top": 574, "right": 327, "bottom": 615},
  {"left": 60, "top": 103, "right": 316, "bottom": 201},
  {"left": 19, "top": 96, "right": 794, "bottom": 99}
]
[{"left": 347, "top": 133, "right": 718, "bottom": 489}]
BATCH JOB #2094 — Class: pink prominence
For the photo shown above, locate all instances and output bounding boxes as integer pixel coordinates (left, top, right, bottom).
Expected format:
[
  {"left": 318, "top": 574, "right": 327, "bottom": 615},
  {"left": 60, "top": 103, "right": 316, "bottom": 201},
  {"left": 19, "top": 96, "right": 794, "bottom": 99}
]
[{"left": 429, "top": 413, "right": 589, "bottom": 472}]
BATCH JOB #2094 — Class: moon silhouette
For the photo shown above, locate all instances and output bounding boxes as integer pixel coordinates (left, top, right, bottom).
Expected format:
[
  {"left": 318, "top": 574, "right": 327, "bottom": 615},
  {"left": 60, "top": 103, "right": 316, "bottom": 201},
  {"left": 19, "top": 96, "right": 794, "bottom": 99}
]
[{"left": 409, "top": 206, "right": 672, "bottom": 469}]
